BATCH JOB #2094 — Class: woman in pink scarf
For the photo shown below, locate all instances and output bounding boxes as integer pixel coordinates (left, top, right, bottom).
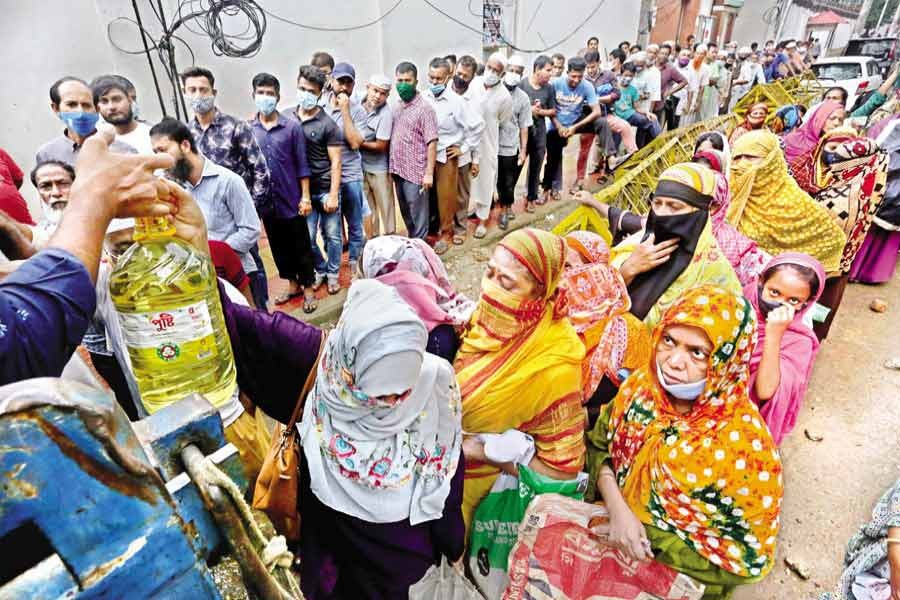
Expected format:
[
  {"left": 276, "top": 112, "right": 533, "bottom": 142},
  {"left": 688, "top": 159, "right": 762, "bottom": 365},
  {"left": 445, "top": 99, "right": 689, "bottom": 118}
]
[
  {"left": 782, "top": 100, "right": 846, "bottom": 194},
  {"left": 745, "top": 252, "right": 826, "bottom": 445},
  {"left": 361, "top": 235, "right": 475, "bottom": 363}
]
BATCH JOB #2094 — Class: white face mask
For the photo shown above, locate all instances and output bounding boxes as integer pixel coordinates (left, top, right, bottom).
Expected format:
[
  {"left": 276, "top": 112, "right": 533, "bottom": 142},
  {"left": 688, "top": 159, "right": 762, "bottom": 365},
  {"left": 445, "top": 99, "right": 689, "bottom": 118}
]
[
  {"left": 503, "top": 71, "right": 522, "bottom": 87},
  {"left": 484, "top": 70, "right": 502, "bottom": 87},
  {"left": 656, "top": 360, "right": 707, "bottom": 401}
]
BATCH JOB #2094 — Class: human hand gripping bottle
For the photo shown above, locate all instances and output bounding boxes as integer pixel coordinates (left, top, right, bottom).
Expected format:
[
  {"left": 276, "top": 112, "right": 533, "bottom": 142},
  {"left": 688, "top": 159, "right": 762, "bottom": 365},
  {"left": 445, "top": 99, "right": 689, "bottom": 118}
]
[{"left": 109, "top": 215, "right": 237, "bottom": 414}]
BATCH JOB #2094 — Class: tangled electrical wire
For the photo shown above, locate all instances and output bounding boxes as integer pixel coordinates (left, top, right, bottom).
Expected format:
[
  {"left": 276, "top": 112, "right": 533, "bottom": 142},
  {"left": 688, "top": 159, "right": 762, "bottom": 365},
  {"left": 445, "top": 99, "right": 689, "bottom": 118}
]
[{"left": 176, "top": 0, "right": 266, "bottom": 58}]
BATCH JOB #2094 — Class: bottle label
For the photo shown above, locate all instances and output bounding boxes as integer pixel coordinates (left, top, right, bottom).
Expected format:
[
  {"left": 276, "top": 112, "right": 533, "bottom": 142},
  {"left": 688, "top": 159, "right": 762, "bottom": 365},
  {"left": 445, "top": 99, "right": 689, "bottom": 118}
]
[{"left": 118, "top": 301, "right": 217, "bottom": 365}]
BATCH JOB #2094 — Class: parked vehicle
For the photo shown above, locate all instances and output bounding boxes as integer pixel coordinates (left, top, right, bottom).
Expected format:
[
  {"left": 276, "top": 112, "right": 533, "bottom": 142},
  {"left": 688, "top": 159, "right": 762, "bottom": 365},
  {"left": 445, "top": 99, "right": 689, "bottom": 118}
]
[
  {"left": 845, "top": 37, "right": 897, "bottom": 76},
  {"left": 811, "top": 56, "right": 883, "bottom": 109}
]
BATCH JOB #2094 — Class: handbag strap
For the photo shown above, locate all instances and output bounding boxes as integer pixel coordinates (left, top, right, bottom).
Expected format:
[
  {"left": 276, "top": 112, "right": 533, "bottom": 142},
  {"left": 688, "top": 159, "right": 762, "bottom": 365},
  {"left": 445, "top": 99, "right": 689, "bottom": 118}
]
[{"left": 285, "top": 331, "right": 328, "bottom": 430}]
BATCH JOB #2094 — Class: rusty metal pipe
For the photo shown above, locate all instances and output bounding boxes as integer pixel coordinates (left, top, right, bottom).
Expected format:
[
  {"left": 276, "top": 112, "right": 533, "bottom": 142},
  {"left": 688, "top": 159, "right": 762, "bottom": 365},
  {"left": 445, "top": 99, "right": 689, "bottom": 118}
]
[{"left": 180, "top": 444, "right": 297, "bottom": 600}]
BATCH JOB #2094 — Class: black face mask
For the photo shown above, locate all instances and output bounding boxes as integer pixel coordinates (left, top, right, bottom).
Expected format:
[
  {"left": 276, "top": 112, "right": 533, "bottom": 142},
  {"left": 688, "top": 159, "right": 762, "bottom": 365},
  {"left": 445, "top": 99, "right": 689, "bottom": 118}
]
[
  {"left": 453, "top": 75, "right": 470, "bottom": 92},
  {"left": 642, "top": 208, "right": 708, "bottom": 254},
  {"left": 756, "top": 287, "right": 784, "bottom": 319}
]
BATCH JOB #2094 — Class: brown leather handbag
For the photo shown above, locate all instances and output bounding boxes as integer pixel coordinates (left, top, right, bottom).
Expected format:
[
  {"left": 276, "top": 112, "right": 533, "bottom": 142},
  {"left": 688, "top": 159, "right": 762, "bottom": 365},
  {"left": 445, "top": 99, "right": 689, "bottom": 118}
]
[{"left": 252, "top": 332, "right": 326, "bottom": 540}]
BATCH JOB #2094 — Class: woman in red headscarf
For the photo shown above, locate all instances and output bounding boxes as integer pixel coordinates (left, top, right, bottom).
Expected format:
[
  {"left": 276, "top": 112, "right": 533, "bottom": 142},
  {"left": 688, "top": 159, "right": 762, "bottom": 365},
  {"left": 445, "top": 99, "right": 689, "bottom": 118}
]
[
  {"left": 782, "top": 100, "right": 846, "bottom": 194},
  {"left": 728, "top": 102, "right": 769, "bottom": 145}
]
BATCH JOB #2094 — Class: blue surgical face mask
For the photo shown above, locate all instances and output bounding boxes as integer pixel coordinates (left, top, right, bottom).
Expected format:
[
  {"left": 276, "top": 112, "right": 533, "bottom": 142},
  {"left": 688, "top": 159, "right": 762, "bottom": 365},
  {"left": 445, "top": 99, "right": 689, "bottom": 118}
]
[
  {"left": 656, "top": 360, "right": 706, "bottom": 401},
  {"left": 190, "top": 94, "right": 216, "bottom": 115},
  {"left": 254, "top": 94, "right": 278, "bottom": 115},
  {"left": 429, "top": 83, "right": 446, "bottom": 96},
  {"left": 822, "top": 150, "right": 842, "bottom": 166},
  {"left": 297, "top": 89, "right": 319, "bottom": 111},
  {"left": 58, "top": 111, "right": 99, "bottom": 137}
]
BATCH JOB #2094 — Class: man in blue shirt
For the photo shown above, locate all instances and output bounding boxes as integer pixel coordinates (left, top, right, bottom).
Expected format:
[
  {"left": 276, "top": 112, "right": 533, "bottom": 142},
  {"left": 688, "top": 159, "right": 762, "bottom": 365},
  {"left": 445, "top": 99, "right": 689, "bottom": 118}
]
[
  {"left": 613, "top": 63, "right": 661, "bottom": 148},
  {"left": 0, "top": 132, "right": 175, "bottom": 384},
  {"left": 249, "top": 72, "right": 317, "bottom": 313},
  {"left": 541, "top": 57, "right": 601, "bottom": 203}
]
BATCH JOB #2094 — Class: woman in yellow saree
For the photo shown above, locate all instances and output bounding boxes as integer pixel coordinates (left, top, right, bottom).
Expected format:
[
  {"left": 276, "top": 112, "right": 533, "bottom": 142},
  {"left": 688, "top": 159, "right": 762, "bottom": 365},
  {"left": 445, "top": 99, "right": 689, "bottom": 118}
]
[
  {"left": 456, "top": 228, "right": 586, "bottom": 530},
  {"left": 728, "top": 129, "right": 847, "bottom": 274}
]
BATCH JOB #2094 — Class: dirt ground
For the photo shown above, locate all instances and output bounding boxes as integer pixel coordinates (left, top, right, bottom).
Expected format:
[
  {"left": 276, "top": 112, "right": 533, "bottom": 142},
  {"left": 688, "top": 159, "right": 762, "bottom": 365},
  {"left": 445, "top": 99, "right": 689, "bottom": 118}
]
[{"left": 261, "top": 139, "right": 900, "bottom": 598}]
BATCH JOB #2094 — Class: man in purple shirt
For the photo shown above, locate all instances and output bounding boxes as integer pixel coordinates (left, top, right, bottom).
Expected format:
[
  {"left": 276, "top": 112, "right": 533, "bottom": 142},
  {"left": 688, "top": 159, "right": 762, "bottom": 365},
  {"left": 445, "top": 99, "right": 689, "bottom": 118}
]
[
  {"left": 249, "top": 73, "right": 317, "bottom": 313},
  {"left": 652, "top": 52, "right": 687, "bottom": 129}
]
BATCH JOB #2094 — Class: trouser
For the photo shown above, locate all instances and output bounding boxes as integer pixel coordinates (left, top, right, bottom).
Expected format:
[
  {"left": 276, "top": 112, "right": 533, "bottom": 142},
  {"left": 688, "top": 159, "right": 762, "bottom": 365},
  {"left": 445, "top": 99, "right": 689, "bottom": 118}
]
[
  {"left": 340, "top": 180, "right": 365, "bottom": 263},
  {"left": 393, "top": 175, "right": 429, "bottom": 239},
  {"left": 306, "top": 192, "right": 343, "bottom": 279},
  {"left": 456, "top": 163, "right": 472, "bottom": 225},
  {"left": 435, "top": 157, "right": 459, "bottom": 236},
  {"left": 263, "top": 214, "right": 315, "bottom": 287},
  {"left": 496, "top": 154, "right": 519, "bottom": 208},
  {"left": 607, "top": 115, "right": 637, "bottom": 153},
  {"left": 665, "top": 96, "right": 680, "bottom": 130},
  {"left": 90, "top": 351, "right": 139, "bottom": 421},
  {"left": 577, "top": 132, "right": 595, "bottom": 181},
  {"left": 628, "top": 113, "right": 661, "bottom": 148},
  {"left": 248, "top": 243, "right": 268, "bottom": 310},
  {"left": 542, "top": 129, "right": 567, "bottom": 191},
  {"left": 653, "top": 106, "right": 666, "bottom": 130},
  {"left": 524, "top": 130, "right": 546, "bottom": 202},
  {"left": 362, "top": 170, "right": 396, "bottom": 237}
]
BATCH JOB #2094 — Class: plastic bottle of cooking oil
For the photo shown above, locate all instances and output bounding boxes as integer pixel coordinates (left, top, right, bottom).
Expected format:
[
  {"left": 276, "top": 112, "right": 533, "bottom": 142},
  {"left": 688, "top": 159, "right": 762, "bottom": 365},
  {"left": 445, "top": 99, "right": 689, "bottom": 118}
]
[{"left": 109, "top": 216, "right": 236, "bottom": 414}]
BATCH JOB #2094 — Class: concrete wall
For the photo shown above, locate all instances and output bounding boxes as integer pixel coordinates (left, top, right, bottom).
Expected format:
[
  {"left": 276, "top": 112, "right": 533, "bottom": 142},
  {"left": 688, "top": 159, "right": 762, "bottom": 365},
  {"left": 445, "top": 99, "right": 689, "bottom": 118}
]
[
  {"left": 1, "top": 0, "right": 482, "bottom": 211},
  {"left": 730, "top": 0, "right": 779, "bottom": 45}
]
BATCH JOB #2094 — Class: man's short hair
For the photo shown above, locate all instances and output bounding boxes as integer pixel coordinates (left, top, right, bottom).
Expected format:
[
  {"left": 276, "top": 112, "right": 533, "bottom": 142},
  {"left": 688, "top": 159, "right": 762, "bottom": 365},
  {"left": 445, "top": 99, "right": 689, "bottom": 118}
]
[
  {"left": 30, "top": 160, "right": 75, "bottom": 187},
  {"left": 310, "top": 51, "right": 335, "bottom": 70},
  {"left": 297, "top": 65, "right": 327, "bottom": 92},
  {"left": 587, "top": 36, "right": 599, "bottom": 45},
  {"left": 631, "top": 44, "right": 642, "bottom": 52},
  {"left": 567, "top": 57, "right": 587, "bottom": 73},
  {"left": 395, "top": 61, "right": 418, "bottom": 79},
  {"left": 252, "top": 72, "right": 281, "bottom": 95},
  {"left": 661, "top": 43, "right": 672, "bottom": 51},
  {"left": 90, "top": 75, "right": 131, "bottom": 105},
  {"left": 149, "top": 117, "right": 197, "bottom": 153},
  {"left": 551, "top": 52, "right": 565, "bottom": 63},
  {"left": 49, "top": 76, "right": 89, "bottom": 105},
  {"left": 444, "top": 54, "right": 457, "bottom": 64},
  {"left": 180, "top": 66, "right": 215, "bottom": 87},
  {"left": 429, "top": 57, "right": 451, "bottom": 72},
  {"left": 533, "top": 54, "right": 552, "bottom": 70},
  {"left": 583, "top": 49, "right": 600, "bottom": 64},
  {"left": 610, "top": 48, "right": 626, "bottom": 63},
  {"left": 622, "top": 62, "right": 636, "bottom": 74},
  {"left": 458, "top": 55, "right": 478, "bottom": 73}
]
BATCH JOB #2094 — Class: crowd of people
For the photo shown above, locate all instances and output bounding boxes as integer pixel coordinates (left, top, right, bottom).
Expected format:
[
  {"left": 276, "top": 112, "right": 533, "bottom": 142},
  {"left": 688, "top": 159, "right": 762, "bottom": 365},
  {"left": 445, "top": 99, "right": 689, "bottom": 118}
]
[{"left": 1, "top": 28, "right": 900, "bottom": 600}]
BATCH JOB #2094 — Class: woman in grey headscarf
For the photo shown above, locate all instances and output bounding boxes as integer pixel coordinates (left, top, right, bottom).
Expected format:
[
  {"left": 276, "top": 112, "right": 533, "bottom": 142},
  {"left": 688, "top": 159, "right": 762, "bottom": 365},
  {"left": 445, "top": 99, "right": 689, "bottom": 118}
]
[{"left": 298, "top": 279, "right": 465, "bottom": 600}]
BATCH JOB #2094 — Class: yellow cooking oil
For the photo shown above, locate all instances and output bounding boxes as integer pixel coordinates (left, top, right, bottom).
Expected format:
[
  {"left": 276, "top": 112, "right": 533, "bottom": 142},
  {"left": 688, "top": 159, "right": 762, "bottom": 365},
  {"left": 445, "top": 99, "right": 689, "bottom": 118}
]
[{"left": 109, "top": 216, "right": 236, "bottom": 414}]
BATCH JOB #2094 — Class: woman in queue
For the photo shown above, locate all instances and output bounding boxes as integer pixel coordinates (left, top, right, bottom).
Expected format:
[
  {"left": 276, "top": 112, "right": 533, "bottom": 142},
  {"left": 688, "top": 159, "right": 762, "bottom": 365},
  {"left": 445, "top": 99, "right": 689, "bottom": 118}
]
[
  {"left": 586, "top": 285, "right": 783, "bottom": 599},
  {"left": 746, "top": 253, "right": 825, "bottom": 445},
  {"left": 781, "top": 100, "right": 846, "bottom": 194},
  {"left": 361, "top": 235, "right": 475, "bottom": 363},
  {"left": 728, "top": 102, "right": 769, "bottom": 145},
  {"left": 456, "top": 228, "right": 586, "bottom": 529},
  {"left": 561, "top": 230, "right": 651, "bottom": 422},
  {"left": 611, "top": 162, "right": 741, "bottom": 328},
  {"left": 728, "top": 129, "right": 847, "bottom": 275},
  {"left": 298, "top": 280, "right": 464, "bottom": 599}
]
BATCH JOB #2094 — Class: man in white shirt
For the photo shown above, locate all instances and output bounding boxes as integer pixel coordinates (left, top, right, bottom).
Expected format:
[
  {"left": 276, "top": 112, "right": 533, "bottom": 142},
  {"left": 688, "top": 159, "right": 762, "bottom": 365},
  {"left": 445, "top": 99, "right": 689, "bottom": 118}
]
[
  {"left": 467, "top": 52, "right": 512, "bottom": 239},
  {"left": 91, "top": 75, "right": 154, "bottom": 154},
  {"left": 451, "top": 55, "right": 484, "bottom": 244},
  {"left": 631, "top": 52, "right": 661, "bottom": 147},
  {"left": 423, "top": 57, "right": 484, "bottom": 253},
  {"left": 730, "top": 48, "right": 766, "bottom": 111}
]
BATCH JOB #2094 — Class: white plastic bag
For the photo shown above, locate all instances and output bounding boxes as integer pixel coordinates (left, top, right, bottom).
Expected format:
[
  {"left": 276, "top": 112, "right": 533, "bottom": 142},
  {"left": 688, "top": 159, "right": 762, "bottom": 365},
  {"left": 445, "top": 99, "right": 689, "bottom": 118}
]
[{"left": 409, "top": 557, "right": 485, "bottom": 600}]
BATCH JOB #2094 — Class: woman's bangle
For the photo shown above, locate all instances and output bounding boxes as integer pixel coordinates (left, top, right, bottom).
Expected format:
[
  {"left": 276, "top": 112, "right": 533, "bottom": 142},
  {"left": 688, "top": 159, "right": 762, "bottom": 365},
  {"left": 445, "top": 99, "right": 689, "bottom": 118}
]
[{"left": 886, "top": 537, "right": 900, "bottom": 545}]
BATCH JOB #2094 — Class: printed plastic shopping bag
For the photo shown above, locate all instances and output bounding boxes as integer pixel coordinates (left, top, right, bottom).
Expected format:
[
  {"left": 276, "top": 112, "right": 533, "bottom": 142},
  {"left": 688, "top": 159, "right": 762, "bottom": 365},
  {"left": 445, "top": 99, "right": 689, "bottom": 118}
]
[
  {"left": 468, "top": 466, "right": 588, "bottom": 599},
  {"left": 503, "top": 493, "right": 706, "bottom": 600},
  {"left": 408, "top": 557, "right": 484, "bottom": 600}
]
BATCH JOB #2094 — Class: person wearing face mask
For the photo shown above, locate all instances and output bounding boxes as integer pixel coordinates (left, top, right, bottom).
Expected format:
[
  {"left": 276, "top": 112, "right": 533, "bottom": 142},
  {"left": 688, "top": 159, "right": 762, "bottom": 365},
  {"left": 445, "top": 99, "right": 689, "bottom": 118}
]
[
  {"left": 450, "top": 55, "right": 484, "bottom": 242},
  {"left": 183, "top": 66, "right": 271, "bottom": 309},
  {"left": 670, "top": 49, "right": 694, "bottom": 130},
  {"left": 248, "top": 72, "right": 317, "bottom": 313},
  {"left": 586, "top": 285, "right": 783, "bottom": 599},
  {"left": 36, "top": 76, "right": 136, "bottom": 165},
  {"left": 611, "top": 163, "right": 741, "bottom": 328},
  {"left": 389, "top": 61, "right": 439, "bottom": 242},
  {"left": 467, "top": 52, "right": 513, "bottom": 240},
  {"left": 699, "top": 44, "right": 723, "bottom": 120},
  {"left": 654, "top": 50, "right": 687, "bottom": 130},
  {"left": 630, "top": 52, "right": 661, "bottom": 146},
  {"left": 495, "top": 54, "right": 533, "bottom": 230},
  {"left": 729, "top": 49, "right": 766, "bottom": 112},
  {"left": 423, "top": 57, "right": 484, "bottom": 251},
  {"left": 745, "top": 253, "right": 824, "bottom": 445},
  {"left": 680, "top": 45, "right": 711, "bottom": 126},
  {"left": 611, "top": 64, "right": 661, "bottom": 150},
  {"left": 518, "top": 55, "right": 558, "bottom": 214}
]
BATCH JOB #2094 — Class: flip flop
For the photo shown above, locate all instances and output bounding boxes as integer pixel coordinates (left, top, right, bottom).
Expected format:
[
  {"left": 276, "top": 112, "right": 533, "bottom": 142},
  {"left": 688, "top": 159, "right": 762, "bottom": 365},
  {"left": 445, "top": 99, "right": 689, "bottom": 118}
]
[
  {"left": 327, "top": 281, "right": 341, "bottom": 295},
  {"left": 274, "top": 291, "right": 302, "bottom": 305},
  {"left": 525, "top": 202, "right": 536, "bottom": 213},
  {"left": 303, "top": 294, "right": 318, "bottom": 314}
]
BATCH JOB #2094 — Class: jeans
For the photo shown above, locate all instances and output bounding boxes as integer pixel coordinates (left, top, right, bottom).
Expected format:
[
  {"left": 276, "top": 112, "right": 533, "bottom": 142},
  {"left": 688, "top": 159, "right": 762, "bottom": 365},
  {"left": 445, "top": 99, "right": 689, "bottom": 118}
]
[
  {"left": 248, "top": 243, "right": 269, "bottom": 310},
  {"left": 525, "top": 130, "right": 546, "bottom": 201},
  {"left": 306, "top": 192, "right": 343, "bottom": 279},
  {"left": 393, "top": 175, "right": 429, "bottom": 239},
  {"left": 340, "top": 180, "right": 366, "bottom": 263},
  {"left": 542, "top": 128, "right": 567, "bottom": 192},
  {"left": 627, "top": 113, "right": 661, "bottom": 148}
]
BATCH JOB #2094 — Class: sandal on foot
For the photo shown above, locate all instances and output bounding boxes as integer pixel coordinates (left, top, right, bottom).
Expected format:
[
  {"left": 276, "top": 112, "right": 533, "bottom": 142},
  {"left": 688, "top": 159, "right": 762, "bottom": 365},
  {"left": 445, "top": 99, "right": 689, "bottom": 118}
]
[
  {"left": 303, "top": 293, "right": 318, "bottom": 314},
  {"left": 473, "top": 224, "right": 487, "bottom": 239},
  {"left": 274, "top": 291, "right": 302, "bottom": 305},
  {"left": 327, "top": 280, "right": 341, "bottom": 295},
  {"left": 525, "top": 201, "right": 536, "bottom": 213}
]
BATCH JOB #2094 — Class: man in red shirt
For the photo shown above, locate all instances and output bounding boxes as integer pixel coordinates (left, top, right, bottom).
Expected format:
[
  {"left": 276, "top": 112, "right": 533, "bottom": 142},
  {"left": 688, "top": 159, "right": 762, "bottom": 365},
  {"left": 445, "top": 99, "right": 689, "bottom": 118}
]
[{"left": 0, "top": 149, "right": 36, "bottom": 226}]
